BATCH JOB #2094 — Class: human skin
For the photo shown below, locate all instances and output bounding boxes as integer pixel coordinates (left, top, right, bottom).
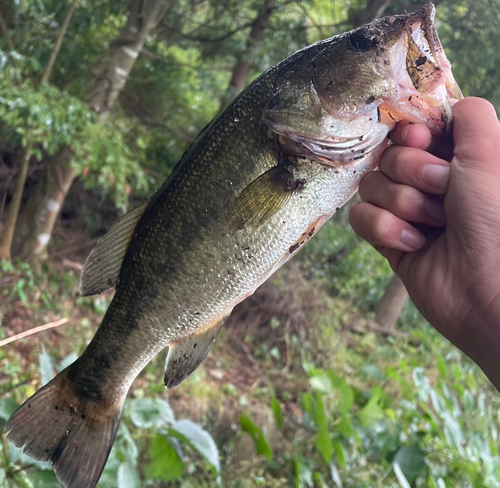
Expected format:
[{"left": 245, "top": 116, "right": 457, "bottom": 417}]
[{"left": 349, "top": 97, "right": 500, "bottom": 390}]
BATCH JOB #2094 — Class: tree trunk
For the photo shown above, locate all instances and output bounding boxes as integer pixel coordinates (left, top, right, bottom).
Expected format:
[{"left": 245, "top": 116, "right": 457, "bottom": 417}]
[
  {"left": 374, "top": 274, "right": 408, "bottom": 332},
  {"left": 218, "top": 0, "right": 277, "bottom": 112},
  {"left": 0, "top": 0, "right": 78, "bottom": 261},
  {"left": 0, "top": 139, "right": 33, "bottom": 260},
  {"left": 12, "top": 0, "right": 170, "bottom": 262}
]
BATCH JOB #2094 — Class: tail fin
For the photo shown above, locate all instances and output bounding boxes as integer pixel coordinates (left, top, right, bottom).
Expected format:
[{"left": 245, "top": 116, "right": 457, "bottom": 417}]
[{"left": 4, "top": 369, "right": 123, "bottom": 488}]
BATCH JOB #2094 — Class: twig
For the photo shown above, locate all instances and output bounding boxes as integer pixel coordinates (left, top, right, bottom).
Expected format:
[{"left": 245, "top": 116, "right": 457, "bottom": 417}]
[
  {"left": 171, "top": 20, "right": 255, "bottom": 43},
  {"left": 348, "top": 319, "right": 414, "bottom": 339},
  {"left": 283, "top": 317, "right": 292, "bottom": 373},
  {"left": 0, "top": 378, "right": 32, "bottom": 397},
  {"left": 40, "top": 0, "right": 78, "bottom": 85},
  {"left": 229, "top": 335, "right": 269, "bottom": 389},
  {"left": 141, "top": 49, "right": 231, "bottom": 71},
  {"left": 0, "top": 318, "right": 69, "bottom": 347},
  {"left": 51, "top": 238, "right": 97, "bottom": 257}
]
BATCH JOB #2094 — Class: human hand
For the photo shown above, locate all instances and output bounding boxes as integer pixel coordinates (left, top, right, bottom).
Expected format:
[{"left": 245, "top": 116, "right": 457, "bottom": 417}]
[{"left": 349, "top": 97, "right": 500, "bottom": 389}]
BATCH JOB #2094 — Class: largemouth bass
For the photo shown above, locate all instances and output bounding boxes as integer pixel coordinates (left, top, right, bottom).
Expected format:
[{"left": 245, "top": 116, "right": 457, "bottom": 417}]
[{"left": 6, "top": 5, "right": 461, "bottom": 488}]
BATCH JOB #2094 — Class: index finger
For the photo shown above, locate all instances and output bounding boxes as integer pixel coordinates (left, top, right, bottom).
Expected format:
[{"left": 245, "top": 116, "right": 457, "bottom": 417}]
[
  {"left": 390, "top": 121, "right": 454, "bottom": 161},
  {"left": 390, "top": 121, "right": 433, "bottom": 149}
]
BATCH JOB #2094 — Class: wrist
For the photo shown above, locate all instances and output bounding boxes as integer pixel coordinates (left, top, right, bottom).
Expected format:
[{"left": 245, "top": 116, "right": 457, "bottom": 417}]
[{"left": 452, "top": 291, "right": 500, "bottom": 392}]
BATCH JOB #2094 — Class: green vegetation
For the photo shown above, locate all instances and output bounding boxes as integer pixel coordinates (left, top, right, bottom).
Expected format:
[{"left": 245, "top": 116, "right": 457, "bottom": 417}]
[
  {"left": 1, "top": 0, "right": 500, "bottom": 487},
  {"left": 1, "top": 219, "right": 500, "bottom": 487}
]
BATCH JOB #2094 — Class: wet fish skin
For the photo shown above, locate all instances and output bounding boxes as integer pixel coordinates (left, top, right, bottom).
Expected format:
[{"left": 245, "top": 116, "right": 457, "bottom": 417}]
[{"left": 5, "top": 5, "right": 460, "bottom": 488}]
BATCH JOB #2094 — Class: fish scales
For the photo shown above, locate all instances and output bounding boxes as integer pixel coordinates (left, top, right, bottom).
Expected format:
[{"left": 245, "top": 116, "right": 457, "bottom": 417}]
[{"left": 5, "top": 5, "right": 462, "bottom": 488}]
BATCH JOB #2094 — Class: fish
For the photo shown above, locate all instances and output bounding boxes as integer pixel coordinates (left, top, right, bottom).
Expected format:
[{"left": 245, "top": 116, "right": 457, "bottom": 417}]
[{"left": 5, "top": 5, "right": 461, "bottom": 488}]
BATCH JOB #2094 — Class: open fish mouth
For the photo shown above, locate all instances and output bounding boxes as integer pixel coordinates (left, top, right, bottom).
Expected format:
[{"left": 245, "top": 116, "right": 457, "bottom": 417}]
[
  {"left": 380, "top": 3, "right": 463, "bottom": 135},
  {"left": 263, "top": 4, "right": 462, "bottom": 166}
]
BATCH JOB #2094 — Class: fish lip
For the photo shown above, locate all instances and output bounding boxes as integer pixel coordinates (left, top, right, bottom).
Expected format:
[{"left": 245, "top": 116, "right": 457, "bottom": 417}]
[
  {"left": 378, "top": 4, "right": 461, "bottom": 135},
  {"left": 409, "top": 4, "right": 463, "bottom": 102}
]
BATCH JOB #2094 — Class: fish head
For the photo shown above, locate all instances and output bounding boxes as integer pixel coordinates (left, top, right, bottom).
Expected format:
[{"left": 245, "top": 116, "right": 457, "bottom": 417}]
[{"left": 263, "top": 4, "right": 462, "bottom": 165}]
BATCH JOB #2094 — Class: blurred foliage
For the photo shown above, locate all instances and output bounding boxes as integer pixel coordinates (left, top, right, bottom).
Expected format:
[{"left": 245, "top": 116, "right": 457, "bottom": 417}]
[{"left": 1, "top": 0, "right": 500, "bottom": 487}]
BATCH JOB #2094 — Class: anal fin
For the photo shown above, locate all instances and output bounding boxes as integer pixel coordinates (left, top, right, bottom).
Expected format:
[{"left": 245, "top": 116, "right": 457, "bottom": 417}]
[
  {"left": 79, "top": 198, "right": 151, "bottom": 296},
  {"left": 164, "top": 312, "right": 230, "bottom": 389}
]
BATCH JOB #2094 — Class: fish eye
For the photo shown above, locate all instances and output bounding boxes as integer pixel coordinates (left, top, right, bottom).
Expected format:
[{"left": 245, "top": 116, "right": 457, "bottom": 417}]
[
  {"left": 349, "top": 27, "right": 379, "bottom": 51},
  {"left": 267, "top": 91, "right": 281, "bottom": 110}
]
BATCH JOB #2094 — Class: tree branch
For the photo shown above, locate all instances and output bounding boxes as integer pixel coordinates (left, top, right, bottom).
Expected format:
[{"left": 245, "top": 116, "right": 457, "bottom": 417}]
[
  {"left": 0, "top": 9, "right": 17, "bottom": 68},
  {"left": 0, "top": 318, "right": 69, "bottom": 347},
  {"left": 172, "top": 19, "right": 255, "bottom": 43},
  {"left": 141, "top": 48, "right": 231, "bottom": 71},
  {"left": 40, "top": 0, "right": 78, "bottom": 85}
]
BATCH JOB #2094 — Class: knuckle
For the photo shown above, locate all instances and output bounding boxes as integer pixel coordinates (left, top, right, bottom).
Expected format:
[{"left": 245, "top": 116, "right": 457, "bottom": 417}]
[
  {"left": 358, "top": 172, "right": 379, "bottom": 200},
  {"left": 372, "top": 211, "right": 394, "bottom": 242},
  {"left": 392, "top": 184, "right": 413, "bottom": 211}
]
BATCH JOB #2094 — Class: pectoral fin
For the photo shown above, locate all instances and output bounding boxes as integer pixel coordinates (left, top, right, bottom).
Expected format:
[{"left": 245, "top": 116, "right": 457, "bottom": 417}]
[
  {"left": 227, "top": 164, "right": 299, "bottom": 230},
  {"left": 164, "top": 312, "right": 231, "bottom": 389},
  {"left": 79, "top": 199, "right": 151, "bottom": 296}
]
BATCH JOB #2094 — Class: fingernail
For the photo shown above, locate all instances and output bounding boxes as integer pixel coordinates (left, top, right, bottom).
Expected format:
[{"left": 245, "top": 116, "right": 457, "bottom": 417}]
[
  {"left": 400, "top": 229, "right": 425, "bottom": 250},
  {"left": 424, "top": 198, "right": 446, "bottom": 223},
  {"left": 423, "top": 164, "right": 450, "bottom": 191}
]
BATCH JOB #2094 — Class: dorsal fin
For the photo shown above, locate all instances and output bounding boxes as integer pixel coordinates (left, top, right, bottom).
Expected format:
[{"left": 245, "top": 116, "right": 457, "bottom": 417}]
[
  {"left": 164, "top": 311, "right": 230, "bottom": 389},
  {"left": 79, "top": 199, "right": 150, "bottom": 297}
]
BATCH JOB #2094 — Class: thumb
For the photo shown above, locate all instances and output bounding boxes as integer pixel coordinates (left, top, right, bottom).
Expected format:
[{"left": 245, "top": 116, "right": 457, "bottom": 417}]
[{"left": 452, "top": 97, "right": 500, "bottom": 171}]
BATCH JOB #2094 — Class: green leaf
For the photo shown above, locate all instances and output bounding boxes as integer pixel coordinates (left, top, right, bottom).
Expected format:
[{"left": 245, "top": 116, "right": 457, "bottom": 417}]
[
  {"left": 302, "top": 393, "right": 315, "bottom": 421},
  {"left": 333, "top": 439, "right": 346, "bottom": 469},
  {"left": 170, "top": 419, "right": 220, "bottom": 473},
  {"left": 271, "top": 396, "right": 283, "bottom": 430},
  {"left": 240, "top": 414, "right": 273, "bottom": 460},
  {"left": 0, "top": 398, "right": 19, "bottom": 426},
  {"left": 39, "top": 346, "right": 54, "bottom": 386},
  {"left": 315, "top": 391, "right": 327, "bottom": 430},
  {"left": 117, "top": 462, "right": 140, "bottom": 488},
  {"left": 359, "top": 387, "right": 384, "bottom": 428},
  {"left": 413, "top": 368, "right": 431, "bottom": 401},
  {"left": 129, "top": 398, "right": 174, "bottom": 429},
  {"left": 393, "top": 445, "right": 426, "bottom": 483},
  {"left": 313, "top": 472, "right": 329, "bottom": 488},
  {"left": 337, "top": 383, "right": 354, "bottom": 415},
  {"left": 315, "top": 427, "right": 333, "bottom": 464},
  {"left": 118, "top": 423, "right": 139, "bottom": 464},
  {"left": 443, "top": 415, "right": 464, "bottom": 450},
  {"left": 144, "top": 436, "right": 183, "bottom": 482},
  {"left": 436, "top": 356, "right": 448, "bottom": 377},
  {"left": 309, "top": 375, "right": 332, "bottom": 394},
  {"left": 58, "top": 352, "right": 78, "bottom": 371},
  {"left": 361, "top": 365, "right": 386, "bottom": 382},
  {"left": 292, "top": 456, "right": 314, "bottom": 488},
  {"left": 29, "top": 470, "right": 61, "bottom": 487},
  {"left": 336, "top": 414, "right": 355, "bottom": 438},
  {"left": 327, "top": 370, "right": 344, "bottom": 388}
]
